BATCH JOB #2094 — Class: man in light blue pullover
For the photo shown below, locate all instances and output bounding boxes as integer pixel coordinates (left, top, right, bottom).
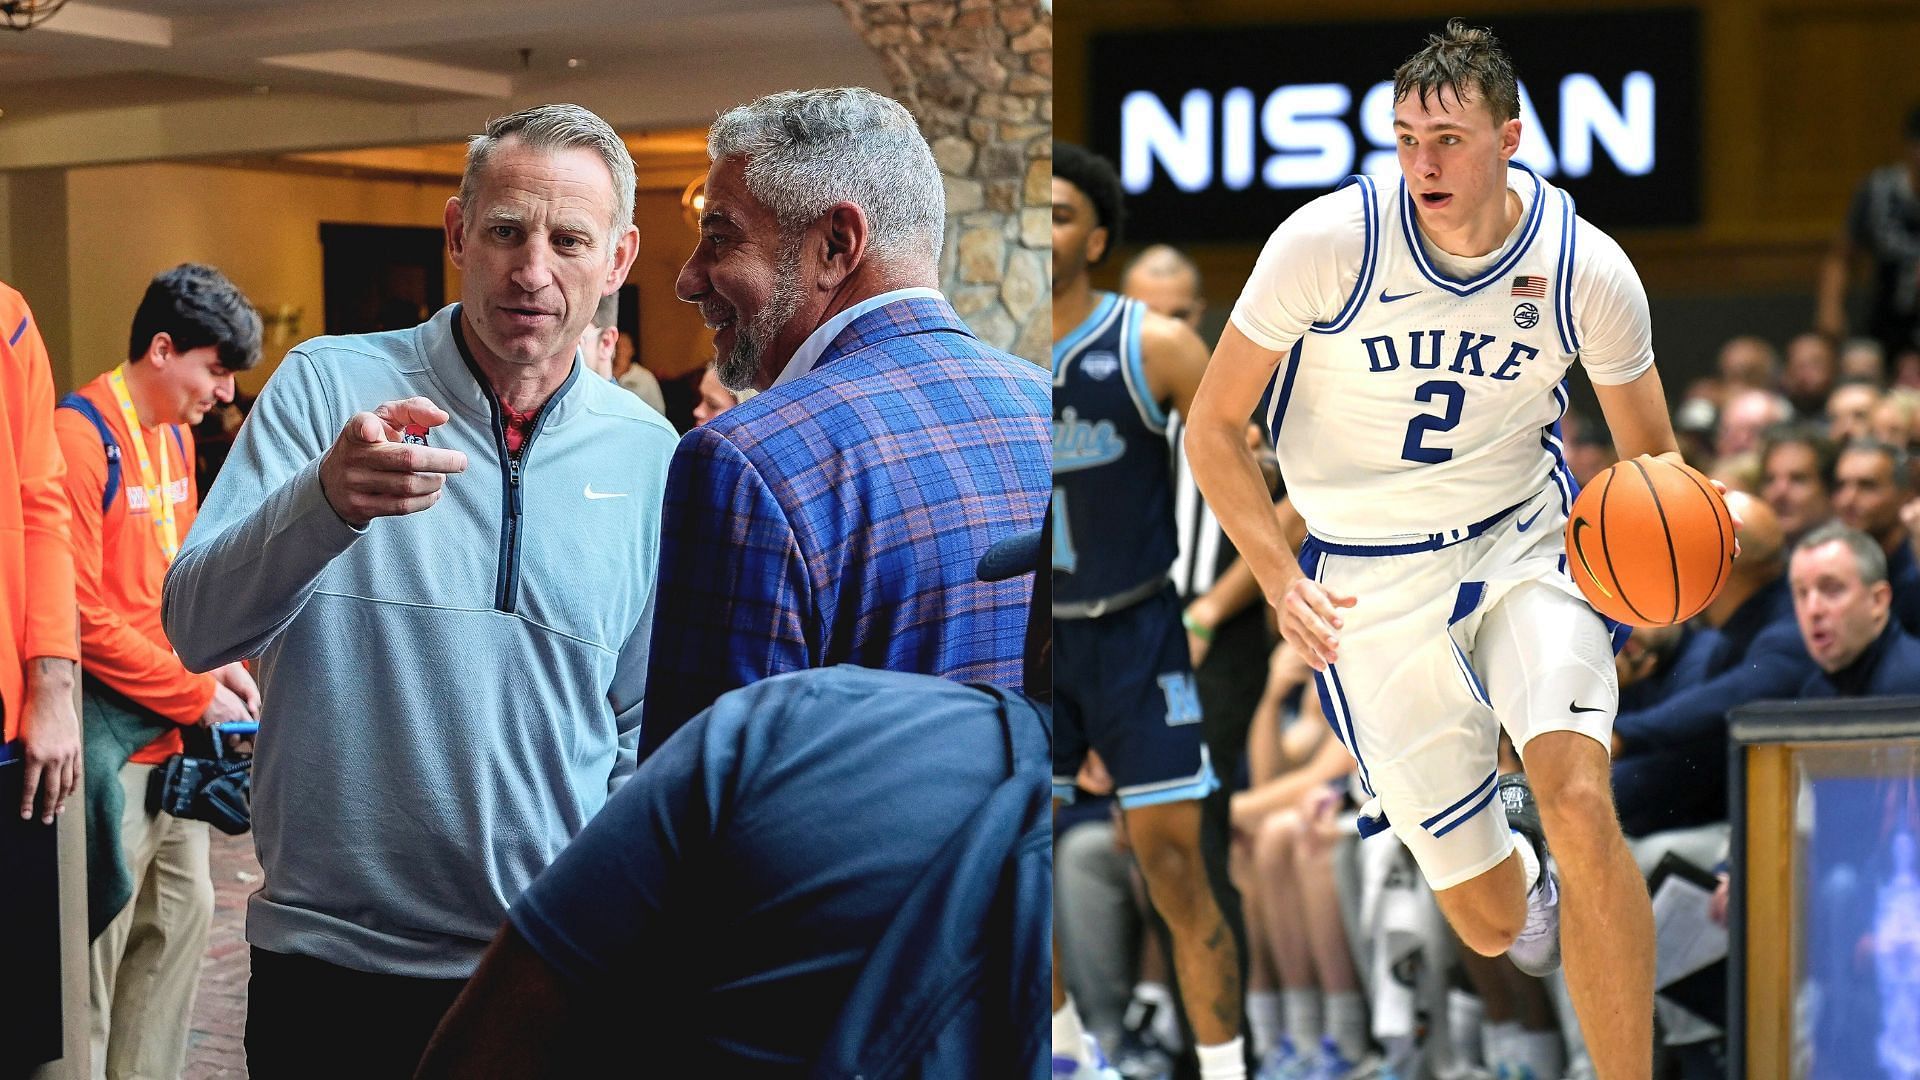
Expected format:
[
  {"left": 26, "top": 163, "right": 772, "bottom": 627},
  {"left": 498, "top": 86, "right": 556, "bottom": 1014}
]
[{"left": 162, "top": 103, "right": 676, "bottom": 1078}]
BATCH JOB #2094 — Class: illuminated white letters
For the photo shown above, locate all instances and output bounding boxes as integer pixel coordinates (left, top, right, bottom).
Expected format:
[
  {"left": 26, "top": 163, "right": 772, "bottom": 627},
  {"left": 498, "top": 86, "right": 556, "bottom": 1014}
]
[
  {"left": 1261, "top": 83, "right": 1353, "bottom": 188},
  {"left": 1116, "top": 73, "right": 1656, "bottom": 194},
  {"left": 1121, "top": 89, "right": 1213, "bottom": 193},
  {"left": 1559, "top": 72, "right": 1654, "bottom": 178}
]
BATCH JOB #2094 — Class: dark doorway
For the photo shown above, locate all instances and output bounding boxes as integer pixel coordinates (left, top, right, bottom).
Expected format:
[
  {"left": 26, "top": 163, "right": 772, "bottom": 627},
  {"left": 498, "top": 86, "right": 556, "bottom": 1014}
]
[{"left": 320, "top": 224, "right": 446, "bottom": 335}]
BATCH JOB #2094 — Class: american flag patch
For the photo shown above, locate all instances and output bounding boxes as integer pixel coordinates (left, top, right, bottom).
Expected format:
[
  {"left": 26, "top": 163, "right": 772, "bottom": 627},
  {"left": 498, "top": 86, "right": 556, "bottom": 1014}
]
[{"left": 1511, "top": 275, "right": 1548, "bottom": 298}]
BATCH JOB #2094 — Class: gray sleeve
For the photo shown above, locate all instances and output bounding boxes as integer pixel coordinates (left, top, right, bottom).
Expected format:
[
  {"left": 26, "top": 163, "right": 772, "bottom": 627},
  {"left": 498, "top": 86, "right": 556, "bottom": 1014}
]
[
  {"left": 606, "top": 581, "right": 654, "bottom": 792},
  {"left": 163, "top": 350, "right": 366, "bottom": 672}
]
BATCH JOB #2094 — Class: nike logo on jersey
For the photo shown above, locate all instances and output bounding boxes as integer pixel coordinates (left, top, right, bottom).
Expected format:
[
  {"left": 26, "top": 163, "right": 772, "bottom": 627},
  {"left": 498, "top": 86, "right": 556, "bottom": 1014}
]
[
  {"left": 1515, "top": 507, "right": 1544, "bottom": 532},
  {"left": 583, "top": 485, "right": 628, "bottom": 500},
  {"left": 1379, "top": 289, "right": 1420, "bottom": 304},
  {"left": 1569, "top": 701, "right": 1606, "bottom": 715}
]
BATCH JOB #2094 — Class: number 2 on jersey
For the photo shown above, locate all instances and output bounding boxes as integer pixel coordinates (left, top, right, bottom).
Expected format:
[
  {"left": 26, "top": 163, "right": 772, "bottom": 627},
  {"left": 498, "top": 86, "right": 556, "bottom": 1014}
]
[{"left": 1400, "top": 380, "right": 1464, "bottom": 464}]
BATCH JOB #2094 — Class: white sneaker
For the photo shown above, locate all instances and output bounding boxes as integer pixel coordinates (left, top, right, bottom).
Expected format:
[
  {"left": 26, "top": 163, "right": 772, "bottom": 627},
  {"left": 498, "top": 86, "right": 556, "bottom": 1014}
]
[
  {"left": 1054, "top": 1033, "right": 1123, "bottom": 1080},
  {"left": 1507, "top": 863, "right": 1562, "bottom": 977},
  {"left": 1497, "top": 774, "right": 1561, "bottom": 977}
]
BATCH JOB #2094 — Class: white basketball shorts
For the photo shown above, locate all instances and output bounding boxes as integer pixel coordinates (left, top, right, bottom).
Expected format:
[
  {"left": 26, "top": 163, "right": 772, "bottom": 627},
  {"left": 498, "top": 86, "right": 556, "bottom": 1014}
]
[{"left": 1297, "top": 478, "right": 1621, "bottom": 891}]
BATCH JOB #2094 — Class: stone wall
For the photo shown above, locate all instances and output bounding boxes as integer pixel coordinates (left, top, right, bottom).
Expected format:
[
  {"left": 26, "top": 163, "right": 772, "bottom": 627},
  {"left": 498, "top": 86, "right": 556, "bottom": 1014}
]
[{"left": 834, "top": 0, "right": 1051, "bottom": 365}]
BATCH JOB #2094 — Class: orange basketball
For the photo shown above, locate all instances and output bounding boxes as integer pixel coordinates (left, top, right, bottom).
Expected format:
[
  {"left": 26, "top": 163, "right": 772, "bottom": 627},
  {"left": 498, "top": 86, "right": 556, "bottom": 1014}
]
[{"left": 1564, "top": 458, "right": 1735, "bottom": 628}]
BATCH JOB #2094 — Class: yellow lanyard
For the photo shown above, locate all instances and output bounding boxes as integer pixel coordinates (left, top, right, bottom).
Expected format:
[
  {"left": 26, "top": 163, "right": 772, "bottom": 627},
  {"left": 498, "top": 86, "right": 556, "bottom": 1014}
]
[{"left": 106, "top": 365, "right": 179, "bottom": 562}]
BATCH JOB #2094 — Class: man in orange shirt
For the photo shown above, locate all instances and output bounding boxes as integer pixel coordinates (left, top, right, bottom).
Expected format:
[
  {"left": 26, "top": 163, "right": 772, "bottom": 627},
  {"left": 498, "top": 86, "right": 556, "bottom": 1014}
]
[
  {"left": 0, "top": 278, "right": 81, "bottom": 1076},
  {"left": 55, "top": 264, "right": 262, "bottom": 1080}
]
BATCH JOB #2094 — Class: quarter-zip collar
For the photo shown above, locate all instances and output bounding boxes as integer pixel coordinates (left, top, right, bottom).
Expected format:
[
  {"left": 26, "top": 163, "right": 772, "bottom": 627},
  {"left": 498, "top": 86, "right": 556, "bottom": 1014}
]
[{"left": 421, "top": 303, "right": 586, "bottom": 432}]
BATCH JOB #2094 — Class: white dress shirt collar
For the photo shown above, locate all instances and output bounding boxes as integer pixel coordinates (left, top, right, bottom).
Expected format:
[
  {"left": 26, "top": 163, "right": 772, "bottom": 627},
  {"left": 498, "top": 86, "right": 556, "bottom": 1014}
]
[{"left": 771, "top": 287, "right": 946, "bottom": 389}]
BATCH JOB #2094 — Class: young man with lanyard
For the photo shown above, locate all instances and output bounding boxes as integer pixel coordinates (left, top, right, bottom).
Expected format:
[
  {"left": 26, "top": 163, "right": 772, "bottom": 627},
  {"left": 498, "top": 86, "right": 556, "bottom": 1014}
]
[{"left": 54, "top": 264, "right": 263, "bottom": 1080}]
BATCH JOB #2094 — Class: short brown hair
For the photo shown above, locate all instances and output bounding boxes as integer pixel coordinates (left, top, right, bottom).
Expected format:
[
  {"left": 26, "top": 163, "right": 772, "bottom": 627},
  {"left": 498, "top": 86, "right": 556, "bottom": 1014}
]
[{"left": 1393, "top": 18, "right": 1520, "bottom": 124}]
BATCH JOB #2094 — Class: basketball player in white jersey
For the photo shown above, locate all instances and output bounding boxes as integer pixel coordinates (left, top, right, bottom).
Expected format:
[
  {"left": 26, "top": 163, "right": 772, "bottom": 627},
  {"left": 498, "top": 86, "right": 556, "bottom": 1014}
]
[{"left": 1186, "top": 21, "right": 1717, "bottom": 1078}]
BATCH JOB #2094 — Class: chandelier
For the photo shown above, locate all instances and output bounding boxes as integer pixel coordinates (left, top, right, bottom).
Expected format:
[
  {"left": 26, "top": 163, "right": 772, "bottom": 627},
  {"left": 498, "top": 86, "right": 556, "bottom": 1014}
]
[{"left": 0, "top": 0, "right": 69, "bottom": 31}]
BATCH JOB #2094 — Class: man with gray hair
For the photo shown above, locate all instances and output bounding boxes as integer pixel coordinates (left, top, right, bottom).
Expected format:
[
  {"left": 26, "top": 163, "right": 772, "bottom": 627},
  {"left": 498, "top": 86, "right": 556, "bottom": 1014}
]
[
  {"left": 164, "top": 102, "right": 678, "bottom": 1075},
  {"left": 639, "top": 86, "right": 1050, "bottom": 751},
  {"left": 1791, "top": 520, "right": 1920, "bottom": 696}
]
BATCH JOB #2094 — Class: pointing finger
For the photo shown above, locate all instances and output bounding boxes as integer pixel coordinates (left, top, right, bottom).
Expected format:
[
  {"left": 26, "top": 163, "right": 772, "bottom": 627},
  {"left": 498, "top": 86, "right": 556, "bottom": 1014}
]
[
  {"left": 374, "top": 397, "right": 452, "bottom": 432},
  {"left": 361, "top": 443, "right": 468, "bottom": 475}
]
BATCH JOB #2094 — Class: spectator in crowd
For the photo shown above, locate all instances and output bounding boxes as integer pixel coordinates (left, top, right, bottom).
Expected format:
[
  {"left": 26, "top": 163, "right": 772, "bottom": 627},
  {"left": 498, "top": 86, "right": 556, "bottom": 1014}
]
[
  {"left": 1759, "top": 423, "right": 1838, "bottom": 545},
  {"left": 576, "top": 294, "right": 618, "bottom": 380},
  {"left": 1611, "top": 496, "right": 1814, "bottom": 840},
  {"left": 1673, "top": 396, "right": 1720, "bottom": 471},
  {"left": 1842, "top": 338, "right": 1888, "bottom": 385},
  {"left": 1232, "top": 648, "right": 1370, "bottom": 1078},
  {"left": 1819, "top": 105, "right": 1920, "bottom": 361},
  {"left": 1792, "top": 521, "right": 1920, "bottom": 697},
  {"left": 1052, "top": 751, "right": 1140, "bottom": 1060},
  {"left": 1717, "top": 335, "right": 1779, "bottom": 398},
  {"left": 1616, "top": 620, "right": 1723, "bottom": 717},
  {"left": 612, "top": 329, "right": 637, "bottom": 375},
  {"left": 641, "top": 87, "right": 1049, "bottom": 751},
  {"left": 1716, "top": 388, "right": 1792, "bottom": 461},
  {"left": 1896, "top": 347, "right": 1920, "bottom": 391},
  {"left": 0, "top": 280, "right": 80, "bottom": 1078},
  {"left": 1123, "top": 244, "right": 1208, "bottom": 332},
  {"left": 1831, "top": 438, "right": 1920, "bottom": 631},
  {"left": 1871, "top": 389, "right": 1920, "bottom": 451},
  {"left": 417, "top": 527, "right": 1051, "bottom": 1077},
  {"left": 691, "top": 362, "right": 752, "bottom": 426},
  {"left": 1782, "top": 332, "right": 1839, "bottom": 419},
  {"left": 1564, "top": 413, "right": 1620, "bottom": 488},
  {"left": 164, "top": 103, "right": 677, "bottom": 1076},
  {"left": 1828, "top": 377, "right": 1884, "bottom": 443},
  {"left": 55, "top": 265, "right": 262, "bottom": 1080},
  {"left": 599, "top": 303, "right": 668, "bottom": 416}
]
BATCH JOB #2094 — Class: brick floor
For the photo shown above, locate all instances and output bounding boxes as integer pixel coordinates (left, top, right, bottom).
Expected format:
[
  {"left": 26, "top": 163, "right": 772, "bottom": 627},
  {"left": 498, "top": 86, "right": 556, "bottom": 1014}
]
[{"left": 185, "top": 829, "right": 259, "bottom": 1078}]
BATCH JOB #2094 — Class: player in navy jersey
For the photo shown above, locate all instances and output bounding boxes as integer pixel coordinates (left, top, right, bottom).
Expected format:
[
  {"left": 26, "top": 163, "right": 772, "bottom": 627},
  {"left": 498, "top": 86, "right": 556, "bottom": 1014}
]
[
  {"left": 1051, "top": 142, "right": 1247, "bottom": 1080},
  {"left": 1185, "top": 22, "right": 1734, "bottom": 1079}
]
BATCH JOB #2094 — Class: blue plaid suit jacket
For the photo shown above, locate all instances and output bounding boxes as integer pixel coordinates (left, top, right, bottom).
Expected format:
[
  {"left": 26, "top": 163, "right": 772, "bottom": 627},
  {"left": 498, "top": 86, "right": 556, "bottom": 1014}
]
[{"left": 639, "top": 296, "right": 1051, "bottom": 758}]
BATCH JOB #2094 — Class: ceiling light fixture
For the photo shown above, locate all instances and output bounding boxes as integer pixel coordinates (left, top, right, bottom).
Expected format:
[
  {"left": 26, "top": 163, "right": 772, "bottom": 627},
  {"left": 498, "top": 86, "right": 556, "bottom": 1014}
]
[
  {"left": 0, "top": 0, "right": 70, "bottom": 32},
  {"left": 680, "top": 177, "right": 707, "bottom": 232}
]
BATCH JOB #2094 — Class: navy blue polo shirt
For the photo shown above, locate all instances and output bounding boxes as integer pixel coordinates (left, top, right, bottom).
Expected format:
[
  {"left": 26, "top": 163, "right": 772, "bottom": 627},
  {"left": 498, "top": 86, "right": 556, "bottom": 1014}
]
[{"left": 510, "top": 664, "right": 1049, "bottom": 1075}]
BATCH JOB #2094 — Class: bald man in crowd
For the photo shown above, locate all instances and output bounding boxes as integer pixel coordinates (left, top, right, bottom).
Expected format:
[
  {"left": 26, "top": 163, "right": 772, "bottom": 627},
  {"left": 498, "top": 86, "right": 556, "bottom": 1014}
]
[
  {"left": 1122, "top": 245, "right": 1208, "bottom": 333},
  {"left": 1610, "top": 496, "right": 1815, "bottom": 841},
  {"left": 1717, "top": 389, "right": 1793, "bottom": 462}
]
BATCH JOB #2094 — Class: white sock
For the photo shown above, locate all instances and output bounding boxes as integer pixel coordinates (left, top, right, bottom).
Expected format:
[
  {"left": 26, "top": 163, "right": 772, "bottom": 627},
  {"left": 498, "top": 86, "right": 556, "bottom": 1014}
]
[
  {"left": 1325, "top": 990, "right": 1369, "bottom": 1063},
  {"left": 1246, "top": 989, "right": 1283, "bottom": 1059},
  {"left": 1487, "top": 1021, "right": 1521, "bottom": 1071},
  {"left": 1134, "top": 981, "right": 1182, "bottom": 1050},
  {"left": 1053, "top": 999, "right": 1092, "bottom": 1064},
  {"left": 1513, "top": 830, "right": 1542, "bottom": 892},
  {"left": 1518, "top": 1030, "right": 1567, "bottom": 1077},
  {"left": 1282, "top": 987, "right": 1323, "bottom": 1049},
  {"left": 1196, "top": 1036, "right": 1248, "bottom": 1080},
  {"left": 1446, "top": 989, "right": 1485, "bottom": 1066}
]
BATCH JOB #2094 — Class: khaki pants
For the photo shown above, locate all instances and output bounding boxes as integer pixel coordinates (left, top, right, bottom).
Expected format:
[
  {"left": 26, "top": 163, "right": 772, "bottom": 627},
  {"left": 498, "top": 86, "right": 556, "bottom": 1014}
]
[{"left": 88, "top": 761, "right": 214, "bottom": 1080}]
